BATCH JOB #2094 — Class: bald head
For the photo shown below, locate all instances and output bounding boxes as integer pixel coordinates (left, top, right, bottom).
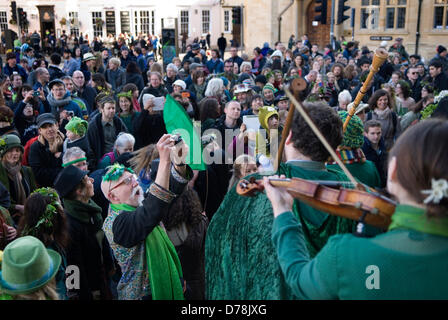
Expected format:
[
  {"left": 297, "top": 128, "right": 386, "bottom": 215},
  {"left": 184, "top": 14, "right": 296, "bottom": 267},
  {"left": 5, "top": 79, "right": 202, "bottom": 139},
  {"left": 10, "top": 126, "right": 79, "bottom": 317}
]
[{"left": 72, "top": 71, "right": 85, "bottom": 88}]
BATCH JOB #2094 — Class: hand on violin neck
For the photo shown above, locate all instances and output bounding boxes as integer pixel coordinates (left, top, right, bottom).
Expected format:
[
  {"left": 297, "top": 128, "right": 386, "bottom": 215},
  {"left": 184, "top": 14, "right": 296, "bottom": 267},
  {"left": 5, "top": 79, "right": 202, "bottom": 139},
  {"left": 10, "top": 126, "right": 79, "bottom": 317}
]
[{"left": 263, "top": 175, "right": 294, "bottom": 218}]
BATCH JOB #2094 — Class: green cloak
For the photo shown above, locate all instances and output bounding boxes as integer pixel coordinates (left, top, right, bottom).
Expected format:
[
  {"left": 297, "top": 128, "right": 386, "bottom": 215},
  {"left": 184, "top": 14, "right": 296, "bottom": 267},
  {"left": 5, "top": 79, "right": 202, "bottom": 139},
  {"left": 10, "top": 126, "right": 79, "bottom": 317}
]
[{"left": 205, "top": 161, "right": 356, "bottom": 300}]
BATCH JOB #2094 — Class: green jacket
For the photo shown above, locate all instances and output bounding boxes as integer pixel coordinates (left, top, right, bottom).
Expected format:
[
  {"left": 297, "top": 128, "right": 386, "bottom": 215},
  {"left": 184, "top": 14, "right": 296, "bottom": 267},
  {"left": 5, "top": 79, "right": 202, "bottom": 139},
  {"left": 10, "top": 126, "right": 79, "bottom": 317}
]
[
  {"left": 0, "top": 163, "right": 37, "bottom": 214},
  {"left": 272, "top": 205, "right": 448, "bottom": 299},
  {"left": 205, "top": 160, "right": 356, "bottom": 300}
]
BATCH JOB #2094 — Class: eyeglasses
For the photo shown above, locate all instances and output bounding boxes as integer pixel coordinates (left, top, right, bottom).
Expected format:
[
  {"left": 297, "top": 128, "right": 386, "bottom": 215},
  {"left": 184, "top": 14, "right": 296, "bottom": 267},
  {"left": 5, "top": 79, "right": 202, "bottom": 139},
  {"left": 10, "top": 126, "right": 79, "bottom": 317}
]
[{"left": 109, "top": 174, "right": 137, "bottom": 193}]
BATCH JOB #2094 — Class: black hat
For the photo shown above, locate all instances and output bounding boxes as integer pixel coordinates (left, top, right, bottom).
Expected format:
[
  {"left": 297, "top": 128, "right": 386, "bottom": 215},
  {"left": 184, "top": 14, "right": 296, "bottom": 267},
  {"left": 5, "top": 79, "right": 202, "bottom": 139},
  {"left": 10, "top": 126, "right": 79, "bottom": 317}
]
[
  {"left": 437, "top": 45, "right": 447, "bottom": 54},
  {"left": 275, "top": 95, "right": 289, "bottom": 103},
  {"left": 48, "top": 79, "right": 65, "bottom": 90},
  {"left": 36, "top": 113, "right": 57, "bottom": 128},
  {"left": 192, "top": 43, "right": 200, "bottom": 50},
  {"left": 54, "top": 165, "right": 89, "bottom": 198},
  {"left": 254, "top": 74, "right": 267, "bottom": 85}
]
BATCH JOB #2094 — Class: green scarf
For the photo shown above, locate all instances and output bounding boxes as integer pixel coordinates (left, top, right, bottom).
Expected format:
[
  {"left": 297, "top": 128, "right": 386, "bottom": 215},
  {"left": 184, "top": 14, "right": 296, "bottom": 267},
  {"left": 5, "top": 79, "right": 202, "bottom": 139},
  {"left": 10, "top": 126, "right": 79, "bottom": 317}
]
[
  {"left": 110, "top": 203, "right": 184, "bottom": 300},
  {"left": 388, "top": 204, "right": 448, "bottom": 238}
]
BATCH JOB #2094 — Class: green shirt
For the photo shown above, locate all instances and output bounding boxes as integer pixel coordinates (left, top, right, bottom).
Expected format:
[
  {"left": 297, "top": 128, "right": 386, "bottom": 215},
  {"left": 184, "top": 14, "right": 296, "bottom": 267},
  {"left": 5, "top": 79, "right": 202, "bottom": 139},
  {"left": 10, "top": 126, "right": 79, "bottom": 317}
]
[
  {"left": 272, "top": 205, "right": 448, "bottom": 299},
  {"left": 327, "top": 161, "right": 382, "bottom": 189}
]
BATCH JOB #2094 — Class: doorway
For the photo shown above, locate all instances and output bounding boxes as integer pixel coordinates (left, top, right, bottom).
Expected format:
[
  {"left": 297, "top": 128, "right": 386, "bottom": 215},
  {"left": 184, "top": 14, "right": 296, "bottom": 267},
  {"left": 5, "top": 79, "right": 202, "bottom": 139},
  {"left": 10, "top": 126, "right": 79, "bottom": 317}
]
[
  {"left": 305, "top": 0, "right": 332, "bottom": 49},
  {"left": 37, "top": 5, "right": 55, "bottom": 48}
]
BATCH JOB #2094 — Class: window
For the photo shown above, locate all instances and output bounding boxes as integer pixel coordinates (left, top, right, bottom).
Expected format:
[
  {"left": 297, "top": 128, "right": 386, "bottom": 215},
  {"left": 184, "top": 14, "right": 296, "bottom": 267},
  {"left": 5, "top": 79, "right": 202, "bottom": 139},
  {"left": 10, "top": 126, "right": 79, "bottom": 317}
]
[
  {"left": 180, "top": 10, "right": 189, "bottom": 36},
  {"left": 121, "top": 11, "right": 131, "bottom": 34},
  {"left": 360, "top": 0, "right": 380, "bottom": 30},
  {"left": 69, "top": 12, "right": 79, "bottom": 37},
  {"left": 434, "top": 0, "right": 448, "bottom": 29},
  {"left": 202, "top": 10, "right": 210, "bottom": 34},
  {"left": 0, "top": 11, "right": 8, "bottom": 32},
  {"left": 151, "top": 11, "right": 155, "bottom": 35},
  {"left": 386, "top": 0, "right": 407, "bottom": 29},
  {"left": 92, "top": 12, "right": 103, "bottom": 38},
  {"left": 140, "top": 11, "right": 150, "bottom": 35},
  {"left": 224, "top": 10, "right": 231, "bottom": 32}
]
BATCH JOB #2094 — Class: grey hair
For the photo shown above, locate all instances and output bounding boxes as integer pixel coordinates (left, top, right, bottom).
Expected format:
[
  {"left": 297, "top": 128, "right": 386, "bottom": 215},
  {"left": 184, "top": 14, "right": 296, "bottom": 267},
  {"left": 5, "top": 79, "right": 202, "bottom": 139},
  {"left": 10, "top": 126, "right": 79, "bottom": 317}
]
[
  {"left": 166, "top": 63, "right": 178, "bottom": 73},
  {"left": 114, "top": 132, "right": 135, "bottom": 151},
  {"left": 338, "top": 90, "right": 352, "bottom": 104},
  {"left": 205, "top": 78, "right": 224, "bottom": 97},
  {"left": 240, "top": 61, "right": 252, "bottom": 71},
  {"left": 109, "top": 57, "right": 121, "bottom": 67},
  {"left": 63, "top": 147, "right": 86, "bottom": 164},
  {"left": 36, "top": 67, "right": 48, "bottom": 76}
]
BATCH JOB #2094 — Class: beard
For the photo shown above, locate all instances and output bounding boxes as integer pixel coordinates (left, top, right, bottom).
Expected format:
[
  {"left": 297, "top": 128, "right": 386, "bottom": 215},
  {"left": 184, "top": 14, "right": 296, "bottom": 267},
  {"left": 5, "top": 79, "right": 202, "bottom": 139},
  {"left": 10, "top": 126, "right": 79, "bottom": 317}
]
[{"left": 130, "top": 185, "right": 145, "bottom": 206}]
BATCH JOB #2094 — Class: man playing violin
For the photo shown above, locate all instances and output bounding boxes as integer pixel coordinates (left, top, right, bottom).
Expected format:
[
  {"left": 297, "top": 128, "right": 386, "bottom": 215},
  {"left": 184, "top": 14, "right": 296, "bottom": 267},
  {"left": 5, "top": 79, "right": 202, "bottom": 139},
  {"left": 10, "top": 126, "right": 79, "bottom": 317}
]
[{"left": 205, "top": 101, "right": 356, "bottom": 299}]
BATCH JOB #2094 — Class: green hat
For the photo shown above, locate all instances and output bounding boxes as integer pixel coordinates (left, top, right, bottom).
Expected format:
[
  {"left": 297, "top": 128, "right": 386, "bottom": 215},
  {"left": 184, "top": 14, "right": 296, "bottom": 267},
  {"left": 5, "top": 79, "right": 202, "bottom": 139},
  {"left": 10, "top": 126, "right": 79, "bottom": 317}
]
[
  {"left": 263, "top": 83, "right": 277, "bottom": 94},
  {"left": 0, "top": 236, "right": 61, "bottom": 295},
  {"left": 338, "top": 111, "right": 364, "bottom": 149},
  {"left": 0, "top": 134, "right": 24, "bottom": 158},
  {"left": 65, "top": 116, "right": 88, "bottom": 137}
]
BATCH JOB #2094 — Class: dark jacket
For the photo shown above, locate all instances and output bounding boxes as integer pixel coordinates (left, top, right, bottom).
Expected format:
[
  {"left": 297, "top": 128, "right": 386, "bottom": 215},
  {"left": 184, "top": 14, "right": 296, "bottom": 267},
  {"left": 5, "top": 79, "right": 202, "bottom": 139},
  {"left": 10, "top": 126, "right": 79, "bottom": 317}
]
[
  {"left": 138, "top": 85, "right": 169, "bottom": 107},
  {"left": 361, "top": 136, "right": 388, "bottom": 188},
  {"left": 29, "top": 137, "right": 63, "bottom": 187},
  {"left": 105, "top": 68, "right": 126, "bottom": 92},
  {"left": 86, "top": 113, "right": 128, "bottom": 170},
  {"left": 133, "top": 110, "right": 167, "bottom": 150},
  {"left": 63, "top": 198, "right": 114, "bottom": 300},
  {"left": 163, "top": 75, "right": 179, "bottom": 94},
  {"left": 125, "top": 72, "right": 145, "bottom": 92},
  {"left": 432, "top": 72, "right": 448, "bottom": 92},
  {"left": 0, "top": 163, "right": 37, "bottom": 216},
  {"left": 76, "top": 86, "right": 97, "bottom": 114},
  {"left": 48, "top": 65, "right": 66, "bottom": 81}
]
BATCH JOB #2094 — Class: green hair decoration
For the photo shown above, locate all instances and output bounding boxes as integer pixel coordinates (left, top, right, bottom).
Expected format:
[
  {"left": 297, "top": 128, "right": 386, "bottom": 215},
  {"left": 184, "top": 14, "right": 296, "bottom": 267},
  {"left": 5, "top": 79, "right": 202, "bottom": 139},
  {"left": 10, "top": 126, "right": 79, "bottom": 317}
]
[
  {"left": 102, "top": 163, "right": 135, "bottom": 183},
  {"left": 21, "top": 188, "right": 61, "bottom": 237},
  {"left": 117, "top": 90, "right": 133, "bottom": 100}
]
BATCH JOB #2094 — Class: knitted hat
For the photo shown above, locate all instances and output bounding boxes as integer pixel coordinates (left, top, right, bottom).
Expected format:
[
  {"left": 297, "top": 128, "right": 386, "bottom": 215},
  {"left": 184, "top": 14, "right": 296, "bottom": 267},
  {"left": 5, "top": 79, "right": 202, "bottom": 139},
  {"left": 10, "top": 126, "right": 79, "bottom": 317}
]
[
  {"left": 0, "top": 134, "right": 24, "bottom": 158},
  {"left": 54, "top": 165, "right": 89, "bottom": 198},
  {"left": 65, "top": 116, "right": 88, "bottom": 137},
  {"left": 338, "top": 111, "right": 364, "bottom": 149},
  {"left": 258, "top": 106, "right": 279, "bottom": 131},
  {"left": 263, "top": 83, "right": 277, "bottom": 94},
  {"left": 0, "top": 236, "right": 61, "bottom": 295}
]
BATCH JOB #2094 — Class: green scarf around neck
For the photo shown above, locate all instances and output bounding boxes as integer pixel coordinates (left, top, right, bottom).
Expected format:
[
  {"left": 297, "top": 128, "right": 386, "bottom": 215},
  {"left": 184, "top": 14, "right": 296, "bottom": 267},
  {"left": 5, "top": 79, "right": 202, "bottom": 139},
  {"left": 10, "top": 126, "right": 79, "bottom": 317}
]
[
  {"left": 388, "top": 204, "right": 448, "bottom": 238},
  {"left": 110, "top": 203, "right": 184, "bottom": 300}
]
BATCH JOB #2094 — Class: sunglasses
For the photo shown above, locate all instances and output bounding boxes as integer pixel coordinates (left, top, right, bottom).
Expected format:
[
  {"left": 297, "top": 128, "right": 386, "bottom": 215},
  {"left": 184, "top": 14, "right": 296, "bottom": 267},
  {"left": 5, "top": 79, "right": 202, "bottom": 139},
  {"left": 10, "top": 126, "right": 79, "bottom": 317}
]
[{"left": 109, "top": 174, "right": 137, "bottom": 193}]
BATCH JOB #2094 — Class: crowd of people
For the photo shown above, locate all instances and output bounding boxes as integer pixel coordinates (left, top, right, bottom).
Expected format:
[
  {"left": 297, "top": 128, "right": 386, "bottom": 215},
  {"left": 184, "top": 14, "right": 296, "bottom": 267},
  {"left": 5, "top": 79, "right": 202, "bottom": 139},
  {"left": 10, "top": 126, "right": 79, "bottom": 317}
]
[{"left": 0, "top": 30, "right": 447, "bottom": 300}]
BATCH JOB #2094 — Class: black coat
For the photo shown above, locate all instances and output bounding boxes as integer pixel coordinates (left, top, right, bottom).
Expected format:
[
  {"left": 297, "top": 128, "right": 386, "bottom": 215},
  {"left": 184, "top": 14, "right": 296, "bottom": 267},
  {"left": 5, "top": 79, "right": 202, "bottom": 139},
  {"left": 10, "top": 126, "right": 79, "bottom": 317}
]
[
  {"left": 133, "top": 110, "right": 167, "bottom": 150},
  {"left": 48, "top": 66, "right": 66, "bottom": 81},
  {"left": 86, "top": 113, "right": 128, "bottom": 171},
  {"left": 138, "top": 85, "right": 169, "bottom": 107},
  {"left": 29, "top": 137, "right": 63, "bottom": 187},
  {"left": 361, "top": 136, "right": 388, "bottom": 188},
  {"left": 64, "top": 199, "right": 114, "bottom": 300},
  {"left": 77, "top": 86, "right": 97, "bottom": 114},
  {"left": 125, "top": 72, "right": 145, "bottom": 92}
]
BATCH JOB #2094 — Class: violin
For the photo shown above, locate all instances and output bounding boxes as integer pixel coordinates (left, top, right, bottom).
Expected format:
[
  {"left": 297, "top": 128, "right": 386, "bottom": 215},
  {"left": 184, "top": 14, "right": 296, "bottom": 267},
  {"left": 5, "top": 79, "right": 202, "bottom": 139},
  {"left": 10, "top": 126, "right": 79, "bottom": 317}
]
[{"left": 237, "top": 177, "right": 397, "bottom": 229}]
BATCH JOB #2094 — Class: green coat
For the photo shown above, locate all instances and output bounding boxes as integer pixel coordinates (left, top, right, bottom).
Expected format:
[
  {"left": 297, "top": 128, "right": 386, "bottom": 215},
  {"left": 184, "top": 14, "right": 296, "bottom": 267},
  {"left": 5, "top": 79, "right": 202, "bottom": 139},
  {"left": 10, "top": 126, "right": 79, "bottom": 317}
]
[
  {"left": 272, "top": 204, "right": 448, "bottom": 299},
  {"left": 0, "top": 163, "right": 37, "bottom": 215},
  {"left": 205, "top": 161, "right": 356, "bottom": 300},
  {"left": 327, "top": 160, "right": 382, "bottom": 189}
]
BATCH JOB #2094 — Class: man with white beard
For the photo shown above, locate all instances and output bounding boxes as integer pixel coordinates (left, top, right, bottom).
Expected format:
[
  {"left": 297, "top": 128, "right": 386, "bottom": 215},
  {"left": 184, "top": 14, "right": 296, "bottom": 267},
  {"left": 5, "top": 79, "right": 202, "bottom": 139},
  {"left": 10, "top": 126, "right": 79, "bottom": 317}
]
[{"left": 101, "top": 134, "right": 191, "bottom": 300}]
